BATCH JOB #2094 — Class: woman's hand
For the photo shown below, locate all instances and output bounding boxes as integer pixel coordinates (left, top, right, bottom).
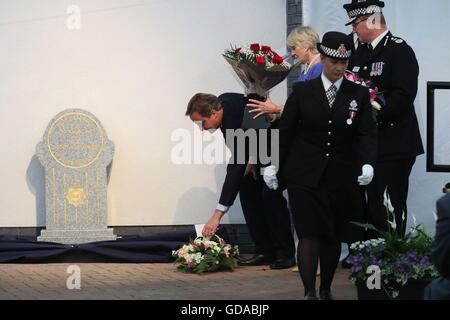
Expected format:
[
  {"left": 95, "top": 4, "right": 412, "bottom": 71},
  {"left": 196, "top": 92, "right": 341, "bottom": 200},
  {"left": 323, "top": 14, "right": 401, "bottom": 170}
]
[{"left": 247, "top": 97, "right": 283, "bottom": 119}]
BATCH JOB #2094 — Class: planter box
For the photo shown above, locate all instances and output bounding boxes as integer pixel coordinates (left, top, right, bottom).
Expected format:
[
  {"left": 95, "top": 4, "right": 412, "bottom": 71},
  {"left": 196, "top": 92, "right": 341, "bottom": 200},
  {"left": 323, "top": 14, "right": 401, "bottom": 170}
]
[{"left": 356, "top": 279, "right": 434, "bottom": 300}]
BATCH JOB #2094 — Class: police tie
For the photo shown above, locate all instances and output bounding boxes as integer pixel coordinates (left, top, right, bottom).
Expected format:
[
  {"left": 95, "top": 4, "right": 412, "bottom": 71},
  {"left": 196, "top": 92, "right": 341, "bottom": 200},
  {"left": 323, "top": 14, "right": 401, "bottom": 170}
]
[{"left": 326, "top": 84, "right": 337, "bottom": 108}]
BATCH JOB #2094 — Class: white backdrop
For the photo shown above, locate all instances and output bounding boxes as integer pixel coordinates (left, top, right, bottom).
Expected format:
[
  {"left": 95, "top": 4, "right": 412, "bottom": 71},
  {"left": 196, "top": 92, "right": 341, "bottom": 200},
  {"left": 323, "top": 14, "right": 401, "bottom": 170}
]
[
  {"left": 303, "top": 0, "right": 450, "bottom": 233},
  {"left": 0, "top": 0, "right": 287, "bottom": 227}
]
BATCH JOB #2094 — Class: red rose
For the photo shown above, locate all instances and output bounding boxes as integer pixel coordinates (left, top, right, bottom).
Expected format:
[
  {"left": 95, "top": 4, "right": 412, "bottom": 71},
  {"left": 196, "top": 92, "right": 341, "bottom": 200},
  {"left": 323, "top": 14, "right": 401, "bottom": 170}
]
[
  {"left": 273, "top": 54, "right": 284, "bottom": 65},
  {"left": 250, "top": 43, "right": 260, "bottom": 52},
  {"left": 255, "top": 56, "right": 266, "bottom": 66},
  {"left": 235, "top": 47, "right": 242, "bottom": 54},
  {"left": 261, "top": 45, "right": 271, "bottom": 54}
]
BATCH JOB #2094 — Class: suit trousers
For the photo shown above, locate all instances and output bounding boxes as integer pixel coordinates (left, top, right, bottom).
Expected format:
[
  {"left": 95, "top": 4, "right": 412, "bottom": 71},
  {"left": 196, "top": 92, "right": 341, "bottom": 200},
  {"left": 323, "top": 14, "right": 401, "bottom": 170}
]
[
  {"left": 363, "top": 157, "right": 416, "bottom": 238},
  {"left": 238, "top": 173, "right": 295, "bottom": 259}
]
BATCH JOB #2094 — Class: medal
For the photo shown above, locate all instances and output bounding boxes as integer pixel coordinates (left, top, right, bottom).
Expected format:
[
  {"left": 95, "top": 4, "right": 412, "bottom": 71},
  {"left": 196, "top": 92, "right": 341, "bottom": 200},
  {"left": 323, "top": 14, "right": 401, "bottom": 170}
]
[
  {"left": 347, "top": 101, "right": 358, "bottom": 125},
  {"left": 378, "top": 62, "right": 384, "bottom": 76},
  {"left": 370, "top": 62, "right": 377, "bottom": 77}
]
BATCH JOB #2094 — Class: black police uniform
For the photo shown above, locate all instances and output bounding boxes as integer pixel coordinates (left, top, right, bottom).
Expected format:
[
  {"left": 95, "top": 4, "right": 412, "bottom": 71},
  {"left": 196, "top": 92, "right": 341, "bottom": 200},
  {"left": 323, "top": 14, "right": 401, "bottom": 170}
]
[
  {"left": 348, "top": 32, "right": 424, "bottom": 237},
  {"left": 279, "top": 77, "right": 377, "bottom": 243}
]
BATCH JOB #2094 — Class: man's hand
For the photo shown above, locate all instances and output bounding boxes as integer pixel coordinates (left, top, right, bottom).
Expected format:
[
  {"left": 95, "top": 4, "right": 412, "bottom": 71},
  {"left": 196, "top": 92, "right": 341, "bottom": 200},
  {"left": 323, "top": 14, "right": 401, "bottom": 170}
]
[
  {"left": 262, "top": 165, "right": 279, "bottom": 190},
  {"left": 358, "top": 164, "right": 374, "bottom": 186},
  {"left": 202, "top": 210, "right": 225, "bottom": 238}
]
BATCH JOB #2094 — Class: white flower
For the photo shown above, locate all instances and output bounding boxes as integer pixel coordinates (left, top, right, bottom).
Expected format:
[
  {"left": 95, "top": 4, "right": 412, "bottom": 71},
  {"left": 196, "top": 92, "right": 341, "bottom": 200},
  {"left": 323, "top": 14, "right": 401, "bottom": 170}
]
[
  {"left": 371, "top": 100, "right": 382, "bottom": 111},
  {"left": 432, "top": 211, "right": 438, "bottom": 221},
  {"left": 412, "top": 214, "right": 418, "bottom": 227},
  {"left": 388, "top": 219, "right": 397, "bottom": 231},
  {"left": 383, "top": 189, "right": 395, "bottom": 213}
]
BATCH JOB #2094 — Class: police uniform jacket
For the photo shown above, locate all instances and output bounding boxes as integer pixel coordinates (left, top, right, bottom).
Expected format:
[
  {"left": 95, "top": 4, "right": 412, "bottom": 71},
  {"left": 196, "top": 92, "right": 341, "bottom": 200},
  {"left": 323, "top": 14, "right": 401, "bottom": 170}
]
[
  {"left": 348, "top": 32, "right": 424, "bottom": 161},
  {"left": 279, "top": 77, "right": 377, "bottom": 188},
  {"left": 278, "top": 76, "right": 377, "bottom": 242}
]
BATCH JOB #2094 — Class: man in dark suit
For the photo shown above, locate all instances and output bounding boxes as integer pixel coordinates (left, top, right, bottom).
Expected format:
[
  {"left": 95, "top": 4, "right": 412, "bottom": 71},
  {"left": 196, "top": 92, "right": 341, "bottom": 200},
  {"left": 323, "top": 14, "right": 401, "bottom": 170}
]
[
  {"left": 343, "top": 0, "right": 424, "bottom": 237},
  {"left": 425, "top": 192, "right": 450, "bottom": 300},
  {"left": 185, "top": 93, "right": 296, "bottom": 269}
]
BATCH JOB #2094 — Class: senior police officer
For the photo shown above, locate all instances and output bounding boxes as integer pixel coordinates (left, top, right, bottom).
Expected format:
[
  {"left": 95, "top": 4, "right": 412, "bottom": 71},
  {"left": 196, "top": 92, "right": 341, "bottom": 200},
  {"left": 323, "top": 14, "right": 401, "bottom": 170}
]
[{"left": 344, "top": 0, "right": 424, "bottom": 237}]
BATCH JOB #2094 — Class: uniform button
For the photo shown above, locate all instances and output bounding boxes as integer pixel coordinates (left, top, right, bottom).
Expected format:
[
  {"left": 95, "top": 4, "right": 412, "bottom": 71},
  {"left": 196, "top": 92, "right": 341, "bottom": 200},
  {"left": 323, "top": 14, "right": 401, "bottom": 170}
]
[
  {"left": 390, "top": 123, "right": 394, "bottom": 127},
  {"left": 328, "top": 132, "right": 332, "bottom": 135},
  {"left": 329, "top": 120, "right": 332, "bottom": 124},
  {"left": 326, "top": 153, "right": 330, "bottom": 157},
  {"left": 364, "top": 66, "right": 368, "bottom": 70},
  {"left": 327, "top": 143, "right": 331, "bottom": 146}
]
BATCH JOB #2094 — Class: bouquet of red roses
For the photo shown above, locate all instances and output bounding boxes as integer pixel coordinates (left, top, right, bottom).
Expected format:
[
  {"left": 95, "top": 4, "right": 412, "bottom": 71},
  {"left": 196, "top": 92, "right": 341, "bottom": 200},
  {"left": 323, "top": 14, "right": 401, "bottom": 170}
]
[
  {"left": 344, "top": 71, "right": 386, "bottom": 120},
  {"left": 223, "top": 43, "right": 298, "bottom": 99}
]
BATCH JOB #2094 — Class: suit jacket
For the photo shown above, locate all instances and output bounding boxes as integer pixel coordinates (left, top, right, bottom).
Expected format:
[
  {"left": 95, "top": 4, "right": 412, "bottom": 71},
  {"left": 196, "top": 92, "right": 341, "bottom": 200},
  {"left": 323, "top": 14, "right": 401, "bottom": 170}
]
[
  {"left": 279, "top": 77, "right": 377, "bottom": 188},
  {"left": 431, "top": 193, "right": 450, "bottom": 278},
  {"left": 217, "top": 93, "right": 273, "bottom": 206},
  {"left": 348, "top": 32, "right": 424, "bottom": 161},
  {"left": 425, "top": 193, "right": 450, "bottom": 299}
]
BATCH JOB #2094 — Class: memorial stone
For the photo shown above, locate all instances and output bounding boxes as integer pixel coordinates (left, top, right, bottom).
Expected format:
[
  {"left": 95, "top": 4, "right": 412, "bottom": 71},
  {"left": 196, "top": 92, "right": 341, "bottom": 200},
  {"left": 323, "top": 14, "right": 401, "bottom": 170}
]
[{"left": 37, "top": 109, "right": 116, "bottom": 244}]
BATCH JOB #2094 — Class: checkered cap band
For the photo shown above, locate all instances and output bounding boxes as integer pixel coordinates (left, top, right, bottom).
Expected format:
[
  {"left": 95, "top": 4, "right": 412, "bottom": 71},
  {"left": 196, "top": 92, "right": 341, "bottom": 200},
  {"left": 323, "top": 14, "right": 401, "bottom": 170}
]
[
  {"left": 347, "top": 5, "right": 383, "bottom": 18},
  {"left": 319, "top": 45, "right": 351, "bottom": 59}
]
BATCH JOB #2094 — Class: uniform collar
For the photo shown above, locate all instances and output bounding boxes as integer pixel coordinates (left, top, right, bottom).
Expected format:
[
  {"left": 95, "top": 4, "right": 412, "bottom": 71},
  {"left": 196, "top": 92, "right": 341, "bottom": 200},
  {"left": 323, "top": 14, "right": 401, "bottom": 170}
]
[
  {"left": 321, "top": 73, "right": 344, "bottom": 92},
  {"left": 370, "top": 29, "right": 389, "bottom": 50}
]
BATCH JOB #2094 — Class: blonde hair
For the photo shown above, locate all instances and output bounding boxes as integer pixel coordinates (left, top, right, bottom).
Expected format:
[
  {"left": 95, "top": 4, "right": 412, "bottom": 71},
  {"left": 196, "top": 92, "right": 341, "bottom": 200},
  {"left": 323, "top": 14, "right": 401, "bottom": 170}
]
[{"left": 287, "top": 26, "right": 320, "bottom": 53}]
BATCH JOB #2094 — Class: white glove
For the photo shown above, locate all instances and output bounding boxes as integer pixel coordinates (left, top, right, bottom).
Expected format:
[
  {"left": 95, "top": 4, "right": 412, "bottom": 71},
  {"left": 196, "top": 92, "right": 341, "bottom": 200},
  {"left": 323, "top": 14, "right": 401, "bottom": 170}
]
[
  {"left": 358, "top": 164, "right": 374, "bottom": 186},
  {"left": 262, "top": 165, "right": 279, "bottom": 190}
]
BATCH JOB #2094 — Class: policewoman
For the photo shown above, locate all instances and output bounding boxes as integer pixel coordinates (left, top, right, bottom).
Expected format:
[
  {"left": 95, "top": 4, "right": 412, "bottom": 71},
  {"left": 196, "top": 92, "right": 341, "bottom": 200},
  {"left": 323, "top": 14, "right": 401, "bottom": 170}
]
[
  {"left": 270, "top": 32, "right": 378, "bottom": 300},
  {"left": 344, "top": 0, "right": 424, "bottom": 237}
]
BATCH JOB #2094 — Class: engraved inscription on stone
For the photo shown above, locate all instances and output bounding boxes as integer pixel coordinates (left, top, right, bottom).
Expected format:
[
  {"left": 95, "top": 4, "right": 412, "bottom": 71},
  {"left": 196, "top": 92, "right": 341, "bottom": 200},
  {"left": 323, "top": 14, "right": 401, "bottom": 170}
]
[
  {"left": 37, "top": 109, "right": 116, "bottom": 244},
  {"left": 48, "top": 112, "right": 104, "bottom": 168}
]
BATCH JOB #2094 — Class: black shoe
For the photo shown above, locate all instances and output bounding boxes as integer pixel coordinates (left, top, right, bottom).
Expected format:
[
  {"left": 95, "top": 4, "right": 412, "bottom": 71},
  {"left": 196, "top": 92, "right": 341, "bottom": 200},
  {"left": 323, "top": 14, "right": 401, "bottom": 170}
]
[
  {"left": 269, "top": 257, "right": 296, "bottom": 270},
  {"left": 238, "top": 254, "right": 274, "bottom": 266},
  {"left": 304, "top": 290, "right": 318, "bottom": 300},
  {"left": 319, "top": 290, "right": 334, "bottom": 300}
]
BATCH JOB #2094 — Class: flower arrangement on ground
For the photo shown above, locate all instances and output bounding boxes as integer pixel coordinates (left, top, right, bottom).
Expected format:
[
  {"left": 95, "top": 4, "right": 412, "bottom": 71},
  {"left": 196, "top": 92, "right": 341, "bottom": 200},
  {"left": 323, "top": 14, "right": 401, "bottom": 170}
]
[
  {"left": 172, "top": 235, "right": 240, "bottom": 275},
  {"left": 346, "top": 191, "right": 439, "bottom": 299},
  {"left": 344, "top": 71, "right": 386, "bottom": 120}
]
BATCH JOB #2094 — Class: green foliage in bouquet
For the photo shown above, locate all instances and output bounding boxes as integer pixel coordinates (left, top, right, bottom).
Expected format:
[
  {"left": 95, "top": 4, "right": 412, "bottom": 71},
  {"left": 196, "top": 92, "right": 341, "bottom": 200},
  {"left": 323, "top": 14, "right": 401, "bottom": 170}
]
[
  {"left": 172, "top": 235, "right": 239, "bottom": 275},
  {"left": 346, "top": 191, "right": 439, "bottom": 299}
]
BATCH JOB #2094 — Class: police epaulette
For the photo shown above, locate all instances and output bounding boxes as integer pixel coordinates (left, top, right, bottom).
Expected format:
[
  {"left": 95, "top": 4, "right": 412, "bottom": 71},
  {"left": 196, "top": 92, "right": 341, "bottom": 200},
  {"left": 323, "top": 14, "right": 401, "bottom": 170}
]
[{"left": 390, "top": 36, "right": 404, "bottom": 44}]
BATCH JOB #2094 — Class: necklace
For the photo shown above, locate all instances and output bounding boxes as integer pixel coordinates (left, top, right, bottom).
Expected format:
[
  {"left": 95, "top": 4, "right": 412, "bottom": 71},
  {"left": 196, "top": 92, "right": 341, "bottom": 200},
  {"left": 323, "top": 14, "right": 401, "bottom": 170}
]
[{"left": 304, "top": 54, "right": 321, "bottom": 74}]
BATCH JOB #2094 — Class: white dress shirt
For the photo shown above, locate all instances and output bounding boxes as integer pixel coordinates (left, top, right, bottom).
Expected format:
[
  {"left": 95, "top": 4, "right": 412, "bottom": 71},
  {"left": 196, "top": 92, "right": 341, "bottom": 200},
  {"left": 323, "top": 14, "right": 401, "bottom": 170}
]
[
  {"left": 370, "top": 29, "right": 390, "bottom": 50},
  {"left": 321, "top": 73, "right": 344, "bottom": 92}
]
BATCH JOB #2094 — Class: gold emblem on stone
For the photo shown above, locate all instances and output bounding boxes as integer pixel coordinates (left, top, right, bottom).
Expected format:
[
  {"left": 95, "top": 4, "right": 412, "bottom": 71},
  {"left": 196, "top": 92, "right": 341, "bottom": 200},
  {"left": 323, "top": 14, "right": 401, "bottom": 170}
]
[{"left": 66, "top": 181, "right": 87, "bottom": 207}]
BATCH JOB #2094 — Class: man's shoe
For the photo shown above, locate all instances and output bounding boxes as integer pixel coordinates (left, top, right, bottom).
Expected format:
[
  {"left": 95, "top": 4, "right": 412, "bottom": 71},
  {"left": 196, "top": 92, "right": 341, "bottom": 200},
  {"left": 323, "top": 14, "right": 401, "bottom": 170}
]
[
  {"left": 319, "top": 290, "right": 334, "bottom": 300},
  {"left": 269, "top": 257, "right": 296, "bottom": 270},
  {"left": 238, "top": 254, "right": 274, "bottom": 266}
]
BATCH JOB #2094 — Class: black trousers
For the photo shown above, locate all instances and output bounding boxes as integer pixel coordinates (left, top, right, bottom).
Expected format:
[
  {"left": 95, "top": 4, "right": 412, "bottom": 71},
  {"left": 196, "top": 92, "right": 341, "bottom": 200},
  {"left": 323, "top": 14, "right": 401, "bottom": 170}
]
[
  {"left": 362, "top": 157, "right": 416, "bottom": 238},
  {"left": 239, "top": 173, "right": 295, "bottom": 259}
]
